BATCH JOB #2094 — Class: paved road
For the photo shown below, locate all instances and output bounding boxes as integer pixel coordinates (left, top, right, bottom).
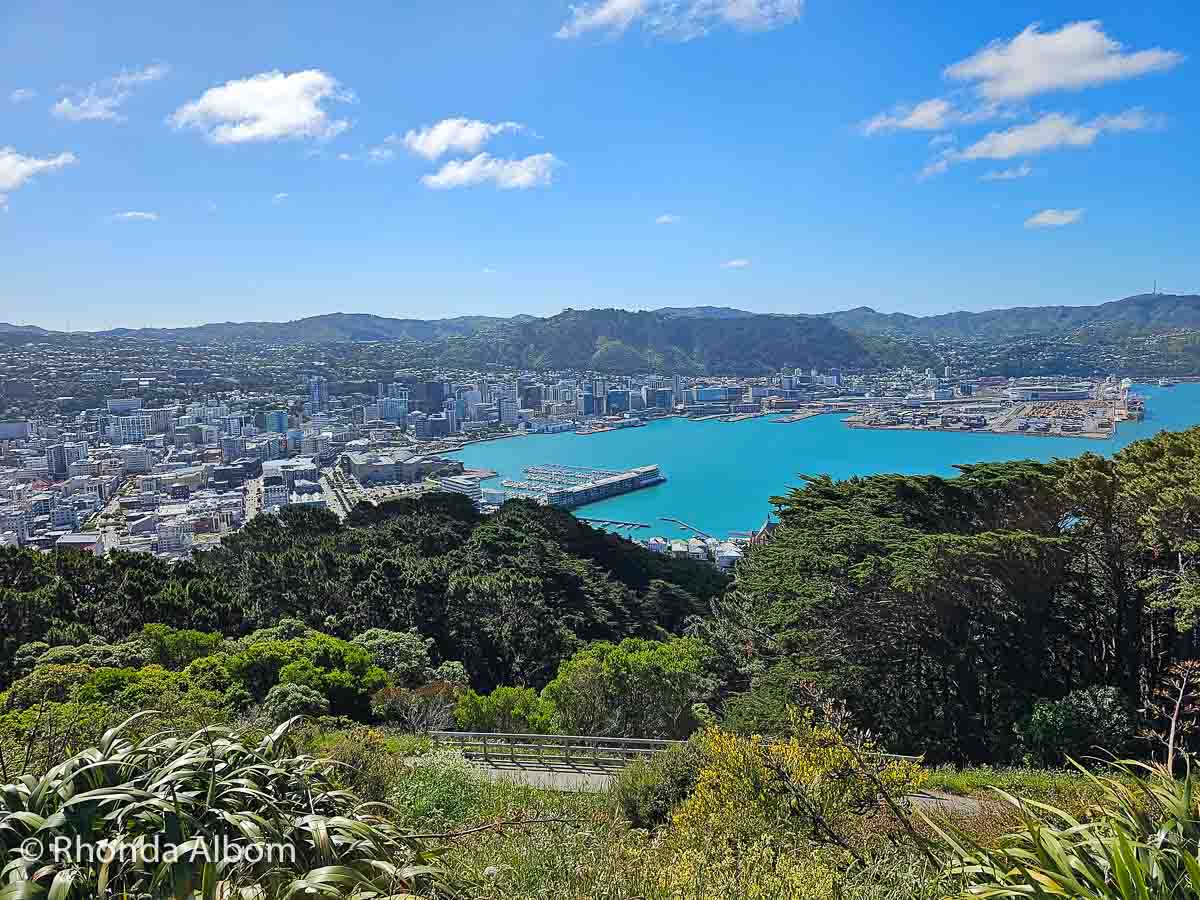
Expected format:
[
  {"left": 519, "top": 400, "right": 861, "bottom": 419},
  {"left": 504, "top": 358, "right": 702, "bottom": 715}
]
[
  {"left": 480, "top": 761, "right": 619, "bottom": 792},
  {"left": 474, "top": 762, "right": 988, "bottom": 812}
]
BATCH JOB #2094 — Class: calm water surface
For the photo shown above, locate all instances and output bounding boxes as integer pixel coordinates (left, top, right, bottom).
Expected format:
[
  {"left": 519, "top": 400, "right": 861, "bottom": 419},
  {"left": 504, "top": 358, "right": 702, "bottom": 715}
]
[{"left": 451, "top": 384, "right": 1200, "bottom": 539}]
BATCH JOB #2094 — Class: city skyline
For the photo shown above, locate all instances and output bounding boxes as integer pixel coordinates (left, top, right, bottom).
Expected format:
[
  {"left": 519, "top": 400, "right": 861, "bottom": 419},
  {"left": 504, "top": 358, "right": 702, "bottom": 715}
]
[{"left": 2, "top": 2, "right": 1196, "bottom": 329}]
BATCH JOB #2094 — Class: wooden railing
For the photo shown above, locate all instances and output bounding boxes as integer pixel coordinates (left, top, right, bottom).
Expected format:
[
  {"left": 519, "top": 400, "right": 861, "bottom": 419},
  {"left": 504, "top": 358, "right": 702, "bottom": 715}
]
[{"left": 430, "top": 731, "right": 682, "bottom": 770}]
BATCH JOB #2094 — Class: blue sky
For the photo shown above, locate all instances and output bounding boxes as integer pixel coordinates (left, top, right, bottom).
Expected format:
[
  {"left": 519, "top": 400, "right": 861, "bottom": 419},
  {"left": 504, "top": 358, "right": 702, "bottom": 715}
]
[{"left": 2, "top": 1, "right": 1196, "bottom": 330}]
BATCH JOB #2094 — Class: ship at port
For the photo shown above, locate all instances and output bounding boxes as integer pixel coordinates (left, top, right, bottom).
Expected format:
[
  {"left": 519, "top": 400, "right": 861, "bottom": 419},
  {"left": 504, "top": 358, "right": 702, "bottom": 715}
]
[{"left": 485, "top": 463, "right": 665, "bottom": 509}]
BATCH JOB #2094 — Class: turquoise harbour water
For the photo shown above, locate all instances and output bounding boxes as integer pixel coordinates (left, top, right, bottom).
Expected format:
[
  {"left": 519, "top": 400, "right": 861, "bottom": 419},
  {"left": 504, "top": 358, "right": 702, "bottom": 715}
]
[{"left": 451, "top": 384, "right": 1200, "bottom": 540}]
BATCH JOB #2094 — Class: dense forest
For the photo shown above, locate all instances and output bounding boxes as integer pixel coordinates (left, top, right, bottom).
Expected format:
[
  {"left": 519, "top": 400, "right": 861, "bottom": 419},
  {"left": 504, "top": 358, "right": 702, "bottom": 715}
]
[{"left": 717, "top": 425, "right": 1200, "bottom": 763}]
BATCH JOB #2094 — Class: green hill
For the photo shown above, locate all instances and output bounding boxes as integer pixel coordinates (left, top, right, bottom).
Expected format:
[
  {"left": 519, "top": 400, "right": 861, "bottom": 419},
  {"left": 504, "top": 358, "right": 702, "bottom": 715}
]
[{"left": 433, "top": 307, "right": 936, "bottom": 374}]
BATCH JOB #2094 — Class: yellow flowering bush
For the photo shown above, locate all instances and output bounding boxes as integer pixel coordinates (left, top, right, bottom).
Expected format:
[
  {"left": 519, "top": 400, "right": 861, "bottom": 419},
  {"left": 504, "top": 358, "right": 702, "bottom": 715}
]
[{"left": 658, "top": 712, "right": 927, "bottom": 899}]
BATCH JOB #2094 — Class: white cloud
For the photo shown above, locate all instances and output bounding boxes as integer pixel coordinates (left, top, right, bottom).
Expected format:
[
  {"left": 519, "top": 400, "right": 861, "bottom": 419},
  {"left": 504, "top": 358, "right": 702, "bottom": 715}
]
[
  {"left": 929, "top": 133, "right": 956, "bottom": 147},
  {"left": 52, "top": 63, "right": 169, "bottom": 122},
  {"left": 482, "top": 266, "right": 498, "bottom": 274},
  {"left": 1024, "top": 208, "right": 1083, "bottom": 228},
  {"left": 169, "top": 70, "right": 353, "bottom": 144},
  {"left": 366, "top": 145, "right": 396, "bottom": 162},
  {"left": 961, "top": 108, "right": 1153, "bottom": 160},
  {"left": 862, "top": 98, "right": 954, "bottom": 135},
  {"left": 420, "top": 152, "right": 561, "bottom": 190},
  {"left": 337, "top": 152, "right": 354, "bottom": 161},
  {"left": 272, "top": 192, "right": 289, "bottom": 203},
  {"left": 946, "top": 21, "right": 1184, "bottom": 101},
  {"left": 981, "top": 163, "right": 1032, "bottom": 181},
  {"left": 655, "top": 213, "right": 681, "bottom": 224},
  {"left": 400, "top": 118, "right": 524, "bottom": 160},
  {"left": 112, "top": 210, "right": 159, "bottom": 221},
  {"left": 0, "top": 147, "right": 77, "bottom": 208},
  {"left": 923, "top": 108, "right": 1155, "bottom": 176},
  {"left": 556, "top": 0, "right": 802, "bottom": 40},
  {"left": 10, "top": 88, "right": 36, "bottom": 103},
  {"left": 721, "top": 258, "right": 751, "bottom": 269}
]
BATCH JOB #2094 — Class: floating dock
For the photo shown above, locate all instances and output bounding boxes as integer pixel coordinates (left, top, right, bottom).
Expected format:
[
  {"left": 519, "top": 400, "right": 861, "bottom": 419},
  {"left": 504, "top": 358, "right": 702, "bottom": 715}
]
[{"left": 499, "top": 463, "right": 664, "bottom": 509}]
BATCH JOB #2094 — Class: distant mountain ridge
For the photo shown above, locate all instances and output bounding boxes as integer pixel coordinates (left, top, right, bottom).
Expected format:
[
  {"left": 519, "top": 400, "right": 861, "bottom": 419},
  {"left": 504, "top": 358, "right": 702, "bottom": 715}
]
[
  {"left": 98, "top": 312, "right": 536, "bottom": 344},
  {"left": 819, "top": 293, "right": 1200, "bottom": 339},
  {"left": 5, "top": 293, "right": 1198, "bottom": 348}
]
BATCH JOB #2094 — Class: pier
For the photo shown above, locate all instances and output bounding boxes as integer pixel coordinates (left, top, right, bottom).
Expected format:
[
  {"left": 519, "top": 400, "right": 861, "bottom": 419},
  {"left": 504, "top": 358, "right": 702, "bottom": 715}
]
[
  {"left": 498, "top": 463, "right": 665, "bottom": 510},
  {"left": 659, "top": 516, "right": 713, "bottom": 540},
  {"left": 577, "top": 517, "right": 650, "bottom": 530}
]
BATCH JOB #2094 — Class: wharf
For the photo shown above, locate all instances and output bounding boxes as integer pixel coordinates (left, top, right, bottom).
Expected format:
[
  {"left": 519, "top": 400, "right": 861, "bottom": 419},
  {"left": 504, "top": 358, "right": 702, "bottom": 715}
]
[{"left": 498, "top": 463, "right": 664, "bottom": 510}]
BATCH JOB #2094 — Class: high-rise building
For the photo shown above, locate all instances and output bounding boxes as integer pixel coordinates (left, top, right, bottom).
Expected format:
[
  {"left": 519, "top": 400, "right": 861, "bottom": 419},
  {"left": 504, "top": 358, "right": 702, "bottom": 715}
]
[
  {"left": 380, "top": 397, "right": 408, "bottom": 422},
  {"left": 263, "top": 409, "right": 290, "bottom": 434},
  {"left": 671, "top": 375, "right": 683, "bottom": 406},
  {"left": 113, "top": 414, "right": 152, "bottom": 444},
  {"left": 45, "top": 444, "right": 68, "bottom": 478},
  {"left": 499, "top": 397, "right": 518, "bottom": 426},
  {"left": 443, "top": 399, "right": 459, "bottom": 433},
  {"left": 592, "top": 379, "right": 608, "bottom": 415},
  {"left": 309, "top": 375, "right": 329, "bottom": 411}
]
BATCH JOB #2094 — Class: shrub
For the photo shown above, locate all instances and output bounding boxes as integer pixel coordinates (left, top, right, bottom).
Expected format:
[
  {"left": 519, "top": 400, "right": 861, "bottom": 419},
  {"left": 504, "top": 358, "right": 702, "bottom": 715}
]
[
  {"left": 372, "top": 681, "right": 460, "bottom": 732},
  {"left": 455, "top": 685, "right": 554, "bottom": 734},
  {"left": 10, "top": 642, "right": 48, "bottom": 677},
  {"left": 2, "top": 663, "right": 95, "bottom": 710},
  {"left": 321, "top": 726, "right": 405, "bottom": 801},
  {"left": 541, "top": 637, "right": 713, "bottom": 739},
  {"left": 389, "top": 749, "right": 491, "bottom": 829},
  {"left": 352, "top": 628, "right": 435, "bottom": 686},
  {"left": 1014, "top": 686, "right": 1135, "bottom": 766},
  {"left": 612, "top": 739, "right": 703, "bottom": 829},
  {"left": 140, "top": 623, "right": 223, "bottom": 668},
  {"left": 262, "top": 682, "right": 329, "bottom": 723},
  {"left": 658, "top": 716, "right": 926, "bottom": 897},
  {"left": 34, "top": 640, "right": 152, "bottom": 671}
]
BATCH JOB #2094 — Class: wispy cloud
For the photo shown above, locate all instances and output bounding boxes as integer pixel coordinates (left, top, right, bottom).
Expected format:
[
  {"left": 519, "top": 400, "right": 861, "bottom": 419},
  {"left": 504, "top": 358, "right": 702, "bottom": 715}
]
[
  {"left": 922, "top": 108, "right": 1157, "bottom": 177},
  {"left": 946, "top": 21, "right": 1184, "bottom": 102},
  {"left": 862, "top": 98, "right": 955, "bottom": 135},
  {"left": 272, "top": 192, "right": 289, "bottom": 203},
  {"left": 112, "top": 210, "right": 159, "bottom": 222},
  {"left": 981, "top": 164, "right": 1033, "bottom": 181},
  {"left": 0, "top": 146, "right": 78, "bottom": 209},
  {"left": 10, "top": 88, "right": 36, "bottom": 103},
  {"left": 170, "top": 70, "right": 353, "bottom": 143},
  {"left": 53, "top": 63, "right": 169, "bottom": 122},
  {"left": 655, "top": 213, "right": 681, "bottom": 224},
  {"left": 1024, "top": 208, "right": 1083, "bottom": 228},
  {"left": 399, "top": 118, "right": 524, "bottom": 160},
  {"left": 721, "top": 258, "right": 751, "bottom": 269},
  {"left": 556, "top": 0, "right": 803, "bottom": 41},
  {"left": 420, "top": 152, "right": 561, "bottom": 190}
]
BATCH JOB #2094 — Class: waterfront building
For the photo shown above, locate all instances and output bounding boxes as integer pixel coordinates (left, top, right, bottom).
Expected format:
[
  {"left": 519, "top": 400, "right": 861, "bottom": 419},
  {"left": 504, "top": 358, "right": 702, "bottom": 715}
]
[{"left": 437, "top": 475, "right": 483, "bottom": 507}]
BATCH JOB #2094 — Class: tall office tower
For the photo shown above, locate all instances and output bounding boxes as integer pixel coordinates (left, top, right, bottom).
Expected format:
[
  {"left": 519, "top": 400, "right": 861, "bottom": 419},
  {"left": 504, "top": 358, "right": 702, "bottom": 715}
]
[
  {"left": 592, "top": 378, "right": 608, "bottom": 415},
  {"left": 309, "top": 375, "right": 329, "bottom": 411},
  {"left": 45, "top": 444, "right": 68, "bottom": 478}
]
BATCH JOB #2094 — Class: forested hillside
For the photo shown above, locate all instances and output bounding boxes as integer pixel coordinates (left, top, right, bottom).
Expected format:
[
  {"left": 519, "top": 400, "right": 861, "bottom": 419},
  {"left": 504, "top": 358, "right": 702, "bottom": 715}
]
[
  {"left": 823, "top": 292, "right": 1200, "bottom": 339},
  {"left": 434, "top": 307, "right": 935, "bottom": 374},
  {"left": 723, "top": 425, "right": 1200, "bottom": 762}
]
